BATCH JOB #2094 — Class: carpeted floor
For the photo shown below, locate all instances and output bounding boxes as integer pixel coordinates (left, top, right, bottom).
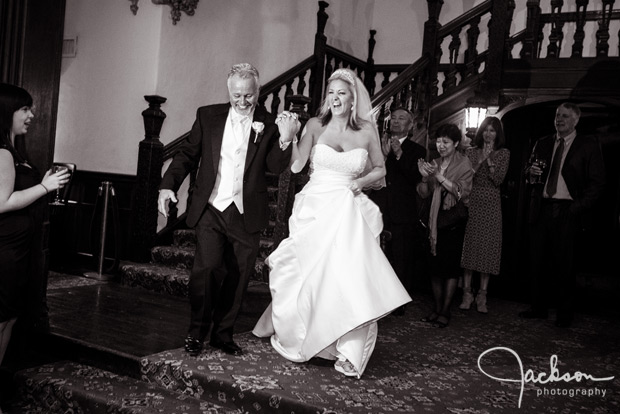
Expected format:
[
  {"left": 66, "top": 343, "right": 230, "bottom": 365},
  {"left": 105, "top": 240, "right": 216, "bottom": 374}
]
[
  {"left": 139, "top": 295, "right": 620, "bottom": 413},
  {"left": 9, "top": 272, "right": 620, "bottom": 413}
]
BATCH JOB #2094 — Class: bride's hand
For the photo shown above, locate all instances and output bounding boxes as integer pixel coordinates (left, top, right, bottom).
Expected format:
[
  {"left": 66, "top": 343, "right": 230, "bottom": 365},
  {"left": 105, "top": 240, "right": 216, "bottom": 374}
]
[
  {"left": 276, "top": 111, "right": 301, "bottom": 142},
  {"left": 349, "top": 180, "right": 362, "bottom": 196}
]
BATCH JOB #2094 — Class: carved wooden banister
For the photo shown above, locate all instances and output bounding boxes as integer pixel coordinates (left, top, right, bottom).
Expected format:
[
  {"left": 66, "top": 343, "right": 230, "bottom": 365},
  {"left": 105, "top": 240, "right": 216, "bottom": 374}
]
[{"left": 437, "top": 0, "right": 492, "bottom": 38}]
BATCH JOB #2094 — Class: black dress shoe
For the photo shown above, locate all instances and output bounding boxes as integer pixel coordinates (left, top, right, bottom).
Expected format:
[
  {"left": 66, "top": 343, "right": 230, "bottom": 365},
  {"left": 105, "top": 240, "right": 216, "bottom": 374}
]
[
  {"left": 184, "top": 335, "right": 203, "bottom": 356},
  {"left": 210, "top": 339, "right": 244, "bottom": 356},
  {"left": 518, "top": 309, "right": 548, "bottom": 319}
]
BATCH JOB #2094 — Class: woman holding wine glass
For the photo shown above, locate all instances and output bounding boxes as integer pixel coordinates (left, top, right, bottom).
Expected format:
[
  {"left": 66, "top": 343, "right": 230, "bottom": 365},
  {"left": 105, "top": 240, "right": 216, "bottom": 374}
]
[{"left": 0, "top": 83, "right": 69, "bottom": 400}]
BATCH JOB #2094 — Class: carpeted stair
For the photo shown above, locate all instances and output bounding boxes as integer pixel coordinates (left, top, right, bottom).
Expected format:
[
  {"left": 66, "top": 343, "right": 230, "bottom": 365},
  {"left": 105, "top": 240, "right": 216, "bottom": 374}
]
[{"left": 118, "top": 177, "right": 283, "bottom": 311}]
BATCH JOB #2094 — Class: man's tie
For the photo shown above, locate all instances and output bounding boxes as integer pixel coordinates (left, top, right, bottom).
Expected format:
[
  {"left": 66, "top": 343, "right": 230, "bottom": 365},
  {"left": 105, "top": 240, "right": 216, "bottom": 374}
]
[
  {"left": 233, "top": 116, "right": 249, "bottom": 142},
  {"left": 546, "top": 137, "right": 565, "bottom": 197}
]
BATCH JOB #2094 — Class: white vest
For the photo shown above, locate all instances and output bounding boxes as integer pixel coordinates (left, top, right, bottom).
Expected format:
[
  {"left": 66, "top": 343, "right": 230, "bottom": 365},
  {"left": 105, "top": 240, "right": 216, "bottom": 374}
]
[{"left": 209, "top": 109, "right": 252, "bottom": 213}]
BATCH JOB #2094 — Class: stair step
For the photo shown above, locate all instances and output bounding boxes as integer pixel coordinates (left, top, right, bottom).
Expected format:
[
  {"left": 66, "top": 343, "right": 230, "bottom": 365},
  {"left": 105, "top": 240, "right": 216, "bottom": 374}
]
[
  {"left": 118, "top": 263, "right": 272, "bottom": 314},
  {"left": 15, "top": 360, "right": 241, "bottom": 413},
  {"left": 151, "top": 240, "right": 274, "bottom": 270},
  {"left": 173, "top": 224, "right": 276, "bottom": 248},
  {"left": 140, "top": 335, "right": 327, "bottom": 414}
]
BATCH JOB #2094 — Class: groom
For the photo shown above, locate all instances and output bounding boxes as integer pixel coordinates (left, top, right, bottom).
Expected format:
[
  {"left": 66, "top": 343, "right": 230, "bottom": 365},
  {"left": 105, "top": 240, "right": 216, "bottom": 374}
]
[{"left": 158, "top": 63, "right": 295, "bottom": 356}]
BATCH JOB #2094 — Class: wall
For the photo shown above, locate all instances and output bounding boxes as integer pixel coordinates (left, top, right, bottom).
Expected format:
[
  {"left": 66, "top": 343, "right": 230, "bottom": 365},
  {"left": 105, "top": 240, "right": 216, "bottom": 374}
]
[
  {"left": 55, "top": 0, "right": 162, "bottom": 174},
  {"left": 56, "top": 0, "right": 378, "bottom": 175}
]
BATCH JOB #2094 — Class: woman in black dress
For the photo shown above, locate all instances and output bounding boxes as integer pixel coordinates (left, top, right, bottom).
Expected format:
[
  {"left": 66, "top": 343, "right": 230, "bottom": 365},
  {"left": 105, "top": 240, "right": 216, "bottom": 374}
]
[{"left": 0, "top": 84, "right": 68, "bottom": 377}]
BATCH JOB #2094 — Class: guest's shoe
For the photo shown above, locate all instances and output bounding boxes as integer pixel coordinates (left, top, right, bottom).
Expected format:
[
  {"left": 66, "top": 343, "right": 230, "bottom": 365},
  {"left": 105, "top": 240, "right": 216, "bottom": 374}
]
[
  {"left": 518, "top": 309, "right": 548, "bottom": 319},
  {"left": 184, "top": 335, "right": 203, "bottom": 356},
  {"left": 459, "top": 289, "right": 475, "bottom": 310},
  {"left": 476, "top": 289, "right": 488, "bottom": 314},
  {"left": 210, "top": 339, "right": 244, "bottom": 356},
  {"left": 432, "top": 314, "right": 450, "bottom": 328},
  {"left": 420, "top": 312, "right": 439, "bottom": 323}
]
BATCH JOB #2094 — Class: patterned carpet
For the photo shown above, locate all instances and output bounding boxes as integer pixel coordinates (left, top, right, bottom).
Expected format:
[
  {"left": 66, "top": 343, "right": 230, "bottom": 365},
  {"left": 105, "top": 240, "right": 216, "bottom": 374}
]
[{"left": 138, "top": 295, "right": 620, "bottom": 414}]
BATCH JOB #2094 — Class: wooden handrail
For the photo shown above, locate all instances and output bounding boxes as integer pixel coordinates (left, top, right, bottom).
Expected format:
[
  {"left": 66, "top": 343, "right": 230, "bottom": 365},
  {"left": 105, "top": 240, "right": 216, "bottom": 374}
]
[
  {"left": 370, "top": 55, "right": 430, "bottom": 117},
  {"left": 163, "top": 56, "right": 315, "bottom": 159},
  {"left": 325, "top": 45, "right": 368, "bottom": 70},
  {"left": 259, "top": 56, "right": 315, "bottom": 98},
  {"left": 437, "top": 0, "right": 492, "bottom": 38},
  {"left": 539, "top": 9, "right": 620, "bottom": 24}
]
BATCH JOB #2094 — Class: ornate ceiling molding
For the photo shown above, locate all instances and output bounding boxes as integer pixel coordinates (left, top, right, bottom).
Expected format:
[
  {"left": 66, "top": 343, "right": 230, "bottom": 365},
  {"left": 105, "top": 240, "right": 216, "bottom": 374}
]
[{"left": 129, "top": 0, "right": 200, "bottom": 25}]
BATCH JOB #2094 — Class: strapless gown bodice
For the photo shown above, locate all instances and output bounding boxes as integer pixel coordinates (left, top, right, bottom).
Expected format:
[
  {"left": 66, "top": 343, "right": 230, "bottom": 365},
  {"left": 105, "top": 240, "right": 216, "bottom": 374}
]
[{"left": 253, "top": 143, "right": 411, "bottom": 377}]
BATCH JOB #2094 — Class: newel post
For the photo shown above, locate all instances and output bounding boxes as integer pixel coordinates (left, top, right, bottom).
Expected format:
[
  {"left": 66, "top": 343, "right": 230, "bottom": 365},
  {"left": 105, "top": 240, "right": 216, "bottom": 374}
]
[
  {"left": 310, "top": 1, "right": 329, "bottom": 116},
  {"left": 130, "top": 95, "right": 167, "bottom": 262}
]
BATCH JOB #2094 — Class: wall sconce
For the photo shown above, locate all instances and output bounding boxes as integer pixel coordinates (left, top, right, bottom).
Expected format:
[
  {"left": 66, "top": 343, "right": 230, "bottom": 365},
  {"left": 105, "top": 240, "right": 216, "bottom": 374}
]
[
  {"left": 129, "top": 0, "right": 200, "bottom": 25},
  {"left": 465, "top": 105, "right": 487, "bottom": 139}
]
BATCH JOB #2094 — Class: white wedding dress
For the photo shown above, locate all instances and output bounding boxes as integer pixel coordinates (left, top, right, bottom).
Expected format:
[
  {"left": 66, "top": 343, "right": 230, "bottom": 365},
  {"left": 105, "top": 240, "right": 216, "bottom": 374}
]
[{"left": 253, "top": 143, "right": 411, "bottom": 377}]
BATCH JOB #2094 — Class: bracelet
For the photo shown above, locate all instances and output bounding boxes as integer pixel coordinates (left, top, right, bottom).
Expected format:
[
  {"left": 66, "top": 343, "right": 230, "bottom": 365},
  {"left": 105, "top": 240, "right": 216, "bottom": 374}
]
[
  {"left": 40, "top": 183, "right": 49, "bottom": 194},
  {"left": 440, "top": 179, "right": 446, "bottom": 185}
]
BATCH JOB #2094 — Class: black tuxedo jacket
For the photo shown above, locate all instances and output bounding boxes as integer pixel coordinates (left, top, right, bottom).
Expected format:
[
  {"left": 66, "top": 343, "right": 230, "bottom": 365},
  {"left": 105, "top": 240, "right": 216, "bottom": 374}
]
[
  {"left": 160, "top": 104, "right": 292, "bottom": 232},
  {"left": 527, "top": 133, "right": 605, "bottom": 224},
  {"left": 374, "top": 138, "right": 427, "bottom": 224}
]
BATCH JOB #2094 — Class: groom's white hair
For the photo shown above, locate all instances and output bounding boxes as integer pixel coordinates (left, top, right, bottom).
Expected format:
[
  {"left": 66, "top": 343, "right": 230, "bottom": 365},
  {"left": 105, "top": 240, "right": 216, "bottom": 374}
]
[{"left": 227, "top": 63, "right": 260, "bottom": 90}]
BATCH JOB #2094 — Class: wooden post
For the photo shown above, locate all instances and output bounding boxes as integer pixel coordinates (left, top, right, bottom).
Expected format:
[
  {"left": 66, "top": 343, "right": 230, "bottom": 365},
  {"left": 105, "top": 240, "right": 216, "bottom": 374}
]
[
  {"left": 130, "top": 95, "right": 167, "bottom": 262},
  {"left": 521, "top": 0, "right": 541, "bottom": 59},
  {"left": 483, "top": 0, "right": 515, "bottom": 107},
  {"left": 310, "top": 1, "right": 329, "bottom": 116},
  {"left": 422, "top": 0, "right": 444, "bottom": 122},
  {"left": 365, "top": 30, "right": 377, "bottom": 95}
]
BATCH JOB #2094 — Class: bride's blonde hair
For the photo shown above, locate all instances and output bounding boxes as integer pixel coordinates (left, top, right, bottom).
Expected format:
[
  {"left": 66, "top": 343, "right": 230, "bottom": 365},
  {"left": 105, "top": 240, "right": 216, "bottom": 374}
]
[{"left": 317, "top": 68, "right": 372, "bottom": 131}]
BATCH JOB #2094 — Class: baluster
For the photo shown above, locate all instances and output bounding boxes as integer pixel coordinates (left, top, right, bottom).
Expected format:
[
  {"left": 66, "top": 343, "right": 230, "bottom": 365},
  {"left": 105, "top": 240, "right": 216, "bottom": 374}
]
[
  {"left": 443, "top": 28, "right": 462, "bottom": 92},
  {"left": 296, "top": 71, "right": 307, "bottom": 95},
  {"left": 270, "top": 88, "right": 281, "bottom": 115},
  {"left": 365, "top": 30, "right": 377, "bottom": 95},
  {"left": 381, "top": 71, "right": 391, "bottom": 89},
  {"left": 596, "top": 0, "right": 614, "bottom": 57},
  {"left": 571, "top": 0, "right": 589, "bottom": 57},
  {"left": 464, "top": 17, "right": 481, "bottom": 78},
  {"left": 546, "top": 0, "right": 564, "bottom": 58},
  {"left": 285, "top": 79, "right": 294, "bottom": 98},
  {"left": 431, "top": 45, "right": 443, "bottom": 99},
  {"left": 325, "top": 56, "right": 333, "bottom": 82},
  {"left": 521, "top": 0, "right": 541, "bottom": 58}
]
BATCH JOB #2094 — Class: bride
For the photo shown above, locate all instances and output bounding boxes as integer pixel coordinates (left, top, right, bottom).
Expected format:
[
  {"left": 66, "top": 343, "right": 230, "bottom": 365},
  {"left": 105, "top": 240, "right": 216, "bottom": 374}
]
[{"left": 252, "top": 68, "right": 411, "bottom": 378}]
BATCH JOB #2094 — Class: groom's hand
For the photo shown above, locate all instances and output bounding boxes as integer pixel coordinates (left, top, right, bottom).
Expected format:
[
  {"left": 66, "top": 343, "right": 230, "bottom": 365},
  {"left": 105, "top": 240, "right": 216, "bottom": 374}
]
[
  {"left": 276, "top": 111, "right": 301, "bottom": 143},
  {"left": 158, "top": 189, "right": 178, "bottom": 218}
]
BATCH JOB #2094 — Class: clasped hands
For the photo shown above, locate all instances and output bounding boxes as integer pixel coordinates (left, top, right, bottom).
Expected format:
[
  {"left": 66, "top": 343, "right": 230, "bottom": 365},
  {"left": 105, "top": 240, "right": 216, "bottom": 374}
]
[
  {"left": 417, "top": 158, "right": 436, "bottom": 179},
  {"left": 381, "top": 134, "right": 403, "bottom": 158},
  {"left": 275, "top": 111, "right": 301, "bottom": 144}
]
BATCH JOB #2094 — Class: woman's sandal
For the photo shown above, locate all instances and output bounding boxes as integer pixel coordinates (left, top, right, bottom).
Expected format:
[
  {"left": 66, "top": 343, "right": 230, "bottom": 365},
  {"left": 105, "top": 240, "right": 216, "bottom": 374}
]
[
  {"left": 420, "top": 312, "right": 440, "bottom": 323},
  {"left": 432, "top": 314, "right": 450, "bottom": 328}
]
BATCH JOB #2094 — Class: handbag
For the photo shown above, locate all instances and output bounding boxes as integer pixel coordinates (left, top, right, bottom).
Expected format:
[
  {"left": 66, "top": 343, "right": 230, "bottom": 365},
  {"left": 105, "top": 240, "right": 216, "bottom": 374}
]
[{"left": 436, "top": 199, "right": 468, "bottom": 230}]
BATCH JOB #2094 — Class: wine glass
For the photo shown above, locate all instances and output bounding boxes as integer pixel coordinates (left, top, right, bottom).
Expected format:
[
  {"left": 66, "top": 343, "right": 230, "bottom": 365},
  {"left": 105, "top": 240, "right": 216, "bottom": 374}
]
[
  {"left": 531, "top": 158, "right": 547, "bottom": 184},
  {"left": 49, "top": 163, "right": 72, "bottom": 206}
]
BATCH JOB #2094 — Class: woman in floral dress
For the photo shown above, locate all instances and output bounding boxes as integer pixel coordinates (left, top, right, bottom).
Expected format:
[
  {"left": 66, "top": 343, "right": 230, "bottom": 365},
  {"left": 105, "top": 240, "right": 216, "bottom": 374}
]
[{"left": 460, "top": 116, "right": 510, "bottom": 313}]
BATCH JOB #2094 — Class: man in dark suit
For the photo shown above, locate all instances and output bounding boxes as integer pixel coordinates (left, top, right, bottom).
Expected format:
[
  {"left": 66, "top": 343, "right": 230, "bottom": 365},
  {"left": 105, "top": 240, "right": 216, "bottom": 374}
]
[
  {"left": 370, "top": 107, "right": 427, "bottom": 315},
  {"left": 519, "top": 102, "right": 605, "bottom": 327},
  {"left": 158, "top": 63, "right": 297, "bottom": 355}
]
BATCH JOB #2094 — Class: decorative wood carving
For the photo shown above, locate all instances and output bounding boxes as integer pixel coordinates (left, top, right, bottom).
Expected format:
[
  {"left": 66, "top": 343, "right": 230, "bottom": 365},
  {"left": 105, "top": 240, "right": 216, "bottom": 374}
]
[{"left": 129, "top": 0, "right": 199, "bottom": 25}]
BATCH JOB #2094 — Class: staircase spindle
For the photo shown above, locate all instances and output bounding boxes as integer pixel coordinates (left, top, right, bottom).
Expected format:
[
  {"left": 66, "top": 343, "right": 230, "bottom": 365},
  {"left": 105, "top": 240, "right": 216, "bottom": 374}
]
[
  {"left": 464, "top": 17, "right": 481, "bottom": 78},
  {"left": 442, "top": 28, "right": 462, "bottom": 92},
  {"left": 571, "top": 0, "right": 589, "bottom": 57},
  {"left": 546, "top": 0, "right": 564, "bottom": 58},
  {"left": 522, "top": 0, "right": 541, "bottom": 59},
  {"left": 296, "top": 71, "right": 307, "bottom": 95},
  {"left": 596, "top": 0, "right": 615, "bottom": 57}
]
